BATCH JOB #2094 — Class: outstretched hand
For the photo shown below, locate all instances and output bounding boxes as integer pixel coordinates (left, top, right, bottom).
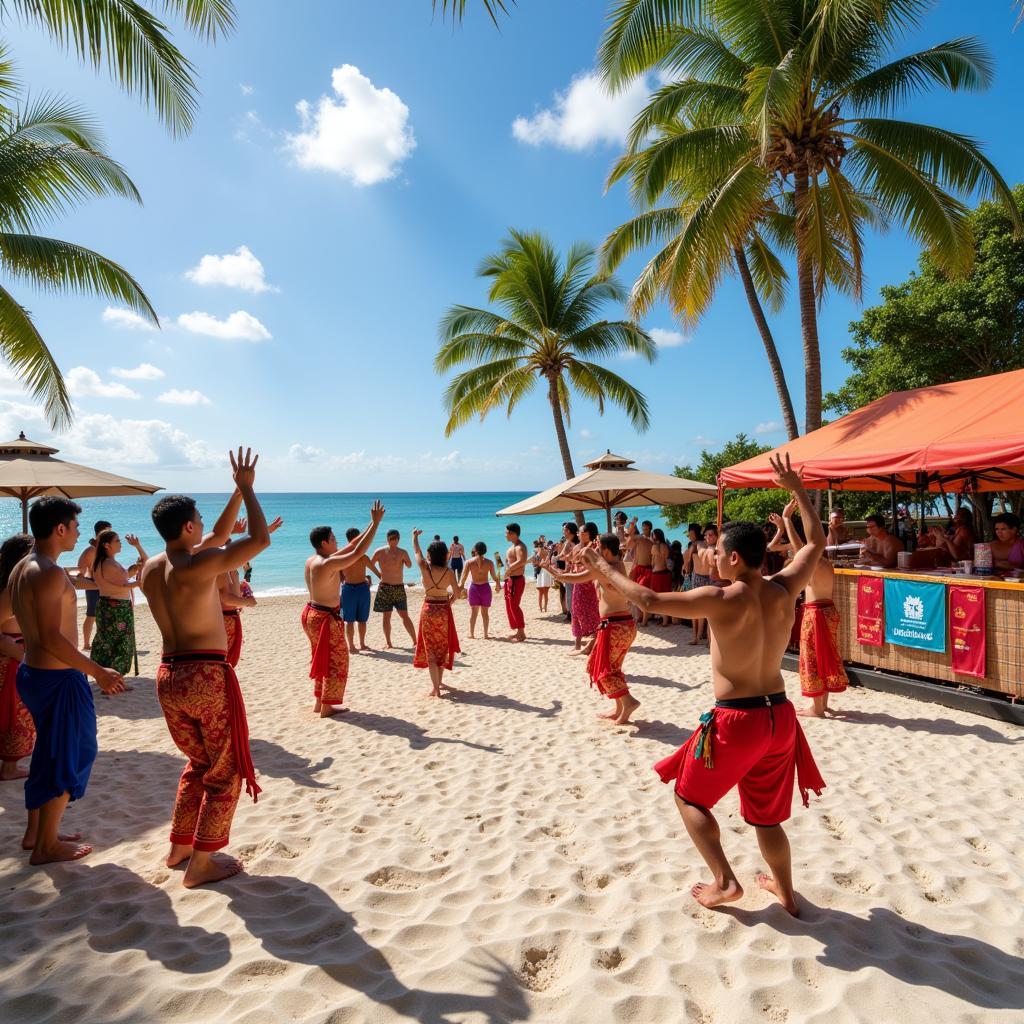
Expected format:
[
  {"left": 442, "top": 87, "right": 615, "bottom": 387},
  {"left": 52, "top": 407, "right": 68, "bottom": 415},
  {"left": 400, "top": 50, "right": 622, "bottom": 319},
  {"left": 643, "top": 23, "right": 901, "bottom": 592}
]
[
  {"left": 769, "top": 452, "right": 803, "bottom": 493},
  {"left": 370, "top": 500, "right": 386, "bottom": 525},
  {"left": 95, "top": 666, "right": 126, "bottom": 695},
  {"left": 783, "top": 498, "right": 798, "bottom": 519},
  {"left": 268, "top": 517, "right": 284, "bottom": 534},
  {"left": 125, "top": 533, "right": 142, "bottom": 548},
  {"left": 581, "top": 547, "right": 604, "bottom": 570},
  {"left": 230, "top": 447, "right": 259, "bottom": 488},
  {"left": 412, "top": 528, "right": 423, "bottom": 539},
  {"left": 231, "top": 518, "right": 247, "bottom": 535},
  {"left": 768, "top": 512, "right": 784, "bottom": 529}
]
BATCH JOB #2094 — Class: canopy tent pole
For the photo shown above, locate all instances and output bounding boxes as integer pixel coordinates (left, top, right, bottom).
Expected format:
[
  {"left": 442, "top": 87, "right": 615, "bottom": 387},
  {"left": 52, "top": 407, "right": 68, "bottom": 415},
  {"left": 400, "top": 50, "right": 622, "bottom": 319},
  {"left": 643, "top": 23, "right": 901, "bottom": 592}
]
[
  {"left": 890, "top": 477, "right": 899, "bottom": 538},
  {"left": 21, "top": 493, "right": 27, "bottom": 532}
]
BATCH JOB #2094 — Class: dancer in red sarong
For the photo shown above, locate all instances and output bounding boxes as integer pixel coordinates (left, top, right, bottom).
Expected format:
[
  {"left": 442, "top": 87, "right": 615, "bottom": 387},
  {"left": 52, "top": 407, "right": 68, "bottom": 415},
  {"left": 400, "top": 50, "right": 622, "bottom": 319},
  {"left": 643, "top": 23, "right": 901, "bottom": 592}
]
[
  {"left": 502, "top": 523, "right": 528, "bottom": 642},
  {"left": 584, "top": 453, "right": 826, "bottom": 917},
  {"left": 141, "top": 448, "right": 271, "bottom": 888},
  {"left": 551, "top": 534, "right": 640, "bottom": 726},
  {"left": 569, "top": 522, "right": 601, "bottom": 654},
  {"left": 303, "top": 506, "right": 385, "bottom": 716},
  {"left": 412, "top": 530, "right": 460, "bottom": 697},
  {"left": 0, "top": 533, "right": 34, "bottom": 782}
]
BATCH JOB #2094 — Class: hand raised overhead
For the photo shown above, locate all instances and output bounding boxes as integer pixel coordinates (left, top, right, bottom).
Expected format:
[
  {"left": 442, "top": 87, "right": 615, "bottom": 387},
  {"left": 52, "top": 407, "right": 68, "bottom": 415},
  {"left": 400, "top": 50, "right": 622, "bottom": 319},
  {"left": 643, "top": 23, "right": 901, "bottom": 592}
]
[
  {"left": 412, "top": 528, "right": 423, "bottom": 539},
  {"left": 370, "top": 500, "right": 386, "bottom": 525},
  {"left": 268, "top": 517, "right": 284, "bottom": 534},
  {"left": 231, "top": 518, "right": 247, "bottom": 535},
  {"left": 768, "top": 452, "right": 803, "bottom": 493},
  {"left": 230, "top": 447, "right": 259, "bottom": 489}
]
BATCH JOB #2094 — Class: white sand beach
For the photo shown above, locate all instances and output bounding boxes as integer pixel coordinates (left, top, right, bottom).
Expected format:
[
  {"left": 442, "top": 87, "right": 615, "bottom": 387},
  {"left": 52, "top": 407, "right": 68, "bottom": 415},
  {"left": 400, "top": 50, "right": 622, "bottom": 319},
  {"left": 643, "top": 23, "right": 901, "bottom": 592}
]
[{"left": 1, "top": 593, "right": 1022, "bottom": 1023}]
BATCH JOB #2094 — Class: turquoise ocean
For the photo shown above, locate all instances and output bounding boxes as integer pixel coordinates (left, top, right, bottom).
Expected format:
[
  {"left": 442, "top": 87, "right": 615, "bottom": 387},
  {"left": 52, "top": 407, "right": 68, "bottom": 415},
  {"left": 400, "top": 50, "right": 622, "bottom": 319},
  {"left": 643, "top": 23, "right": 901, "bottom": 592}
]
[{"left": 0, "top": 492, "right": 672, "bottom": 595}]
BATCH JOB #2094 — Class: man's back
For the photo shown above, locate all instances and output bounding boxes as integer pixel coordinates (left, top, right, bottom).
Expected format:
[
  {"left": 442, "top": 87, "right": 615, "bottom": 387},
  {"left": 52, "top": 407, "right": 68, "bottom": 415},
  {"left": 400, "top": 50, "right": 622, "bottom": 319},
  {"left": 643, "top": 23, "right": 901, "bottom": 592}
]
[
  {"left": 12, "top": 555, "right": 77, "bottom": 669},
  {"left": 143, "top": 551, "right": 225, "bottom": 653}
]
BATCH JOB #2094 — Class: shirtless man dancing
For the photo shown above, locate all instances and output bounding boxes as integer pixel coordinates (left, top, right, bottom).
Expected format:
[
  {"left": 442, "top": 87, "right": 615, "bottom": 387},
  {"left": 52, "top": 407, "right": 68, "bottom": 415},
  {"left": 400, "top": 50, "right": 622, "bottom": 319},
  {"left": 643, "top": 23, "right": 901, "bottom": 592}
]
[
  {"left": 503, "top": 523, "right": 528, "bottom": 642},
  {"left": 583, "top": 454, "right": 826, "bottom": 916},
  {"left": 624, "top": 518, "right": 654, "bottom": 625},
  {"left": 370, "top": 530, "right": 417, "bottom": 648},
  {"left": 11, "top": 498, "right": 125, "bottom": 864},
  {"left": 340, "top": 527, "right": 380, "bottom": 653},
  {"left": 141, "top": 449, "right": 271, "bottom": 887},
  {"left": 304, "top": 506, "right": 385, "bottom": 715}
]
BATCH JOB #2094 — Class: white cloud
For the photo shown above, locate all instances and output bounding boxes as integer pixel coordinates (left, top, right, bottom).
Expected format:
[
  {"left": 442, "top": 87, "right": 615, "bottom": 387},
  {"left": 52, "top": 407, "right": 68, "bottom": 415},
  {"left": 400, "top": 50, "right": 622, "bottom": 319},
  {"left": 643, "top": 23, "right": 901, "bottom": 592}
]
[
  {"left": 287, "top": 444, "right": 461, "bottom": 475},
  {"left": 580, "top": 428, "right": 593, "bottom": 439},
  {"left": 286, "top": 64, "right": 416, "bottom": 185},
  {"left": 649, "top": 327, "right": 689, "bottom": 349},
  {"left": 102, "top": 307, "right": 158, "bottom": 332},
  {"left": 512, "top": 70, "right": 651, "bottom": 150},
  {"left": 66, "top": 367, "right": 140, "bottom": 400},
  {"left": 185, "top": 245, "right": 276, "bottom": 293},
  {"left": 158, "top": 389, "right": 212, "bottom": 406},
  {"left": 110, "top": 363, "right": 165, "bottom": 381},
  {"left": 240, "top": 83, "right": 254, "bottom": 96},
  {"left": 289, "top": 443, "right": 327, "bottom": 463},
  {"left": 176, "top": 310, "right": 271, "bottom": 341},
  {"left": 755, "top": 421, "right": 783, "bottom": 435}
]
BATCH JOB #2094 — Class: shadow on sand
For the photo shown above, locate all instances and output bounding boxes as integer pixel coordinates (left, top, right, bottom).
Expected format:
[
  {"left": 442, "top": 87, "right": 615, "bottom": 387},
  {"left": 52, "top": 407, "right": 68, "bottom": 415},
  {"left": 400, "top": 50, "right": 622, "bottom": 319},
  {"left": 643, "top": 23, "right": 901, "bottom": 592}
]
[
  {"left": 93, "top": 675, "right": 163, "bottom": 720},
  {"left": 334, "top": 710, "right": 502, "bottom": 754},
  {"left": 727, "top": 902, "right": 1024, "bottom": 1010},
  {"left": 226, "top": 873, "right": 529, "bottom": 1023},
  {"left": 828, "top": 708, "right": 1023, "bottom": 744},
  {"left": 446, "top": 690, "right": 562, "bottom": 718}
]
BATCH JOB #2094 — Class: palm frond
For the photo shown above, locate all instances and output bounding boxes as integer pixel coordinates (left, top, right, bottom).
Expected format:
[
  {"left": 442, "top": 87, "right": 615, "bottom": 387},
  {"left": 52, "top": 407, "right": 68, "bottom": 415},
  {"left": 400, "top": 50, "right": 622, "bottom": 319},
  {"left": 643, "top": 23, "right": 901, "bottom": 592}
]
[
  {"left": 598, "top": 0, "right": 701, "bottom": 88},
  {"left": 432, "top": 0, "right": 514, "bottom": 27},
  {"left": 600, "top": 207, "right": 683, "bottom": 272},
  {"left": 743, "top": 231, "right": 788, "bottom": 313},
  {"left": 567, "top": 360, "right": 651, "bottom": 431},
  {"left": 570, "top": 320, "right": 656, "bottom": 362},
  {"left": 626, "top": 78, "right": 744, "bottom": 151}
]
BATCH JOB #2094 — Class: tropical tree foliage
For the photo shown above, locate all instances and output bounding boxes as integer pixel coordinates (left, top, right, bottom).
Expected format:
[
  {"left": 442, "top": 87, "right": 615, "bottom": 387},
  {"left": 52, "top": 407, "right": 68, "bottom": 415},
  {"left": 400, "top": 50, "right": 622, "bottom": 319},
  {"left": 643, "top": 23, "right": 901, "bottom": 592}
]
[
  {"left": 436, "top": 230, "right": 655, "bottom": 494},
  {"left": 0, "top": 62, "right": 156, "bottom": 428},
  {"left": 432, "top": 0, "right": 514, "bottom": 25},
  {"left": 0, "top": 0, "right": 237, "bottom": 135},
  {"left": 598, "top": 0, "right": 1018, "bottom": 434}
]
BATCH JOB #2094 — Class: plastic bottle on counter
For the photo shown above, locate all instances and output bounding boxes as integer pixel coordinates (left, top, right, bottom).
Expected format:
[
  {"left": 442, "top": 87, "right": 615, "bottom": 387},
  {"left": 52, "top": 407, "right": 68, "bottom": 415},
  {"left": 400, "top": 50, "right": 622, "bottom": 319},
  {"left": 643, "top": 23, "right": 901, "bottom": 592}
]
[{"left": 974, "top": 542, "right": 994, "bottom": 576}]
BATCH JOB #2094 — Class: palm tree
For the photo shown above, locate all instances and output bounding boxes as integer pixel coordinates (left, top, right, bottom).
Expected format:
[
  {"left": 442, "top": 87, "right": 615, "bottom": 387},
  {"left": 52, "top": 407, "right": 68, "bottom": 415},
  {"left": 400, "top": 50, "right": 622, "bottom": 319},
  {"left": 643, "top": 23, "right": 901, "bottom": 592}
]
[
  {"left": 0, "top": 0, "right": 236, "bottom": 135},
  {"left": 0, "top": 66, "right": 157, "bottom": 428},
  {"left": 432, "top": 0, "right": 514, "bottom": 25},
  {"left": 436, "top": 230, "right": 656, "bottom": 504},
  {"left": 599, "top": 0, "right": 1019, "bottom": 433}
]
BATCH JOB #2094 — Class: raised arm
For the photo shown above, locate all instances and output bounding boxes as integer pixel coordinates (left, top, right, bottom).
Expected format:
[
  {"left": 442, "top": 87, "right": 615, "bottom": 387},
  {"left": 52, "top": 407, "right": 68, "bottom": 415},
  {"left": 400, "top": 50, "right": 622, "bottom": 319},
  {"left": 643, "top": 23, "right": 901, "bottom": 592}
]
[
  {"left": 766, "top": 512, "right": 789, "bottom": 554},
  {"left": 769, "top": 454, "right": 825, "bottom": 597},
  {"left": 194, "top": 488, "right": 244, "bottom": 553},
  {"left": 323, "top": 503, "right": 385, "bottom": 570},
  {"left": 411, "top": 530, "right": 427, "bottom": 569}
]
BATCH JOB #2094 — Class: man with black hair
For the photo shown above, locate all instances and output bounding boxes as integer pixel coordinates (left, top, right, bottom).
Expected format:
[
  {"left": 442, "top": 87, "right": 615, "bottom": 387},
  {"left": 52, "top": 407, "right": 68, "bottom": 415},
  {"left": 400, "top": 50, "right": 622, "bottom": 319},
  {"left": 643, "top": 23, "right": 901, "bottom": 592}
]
[
  {"left": 624, "top": 517, "right": 655, "bottom": 625},
  {"left": 370, "top": 530, "right": 417, "bottom": 648},
  {"left": 503, "top": 523, "right": 528, "bottom": 642},
  {"left": 583, "top": 454, "right": 826, "bottom": 917},
  {"left": 860, "top": 514, "right": 900, "bottom": 568},
  {"left": 141, "top": 449, "right": 271, "bottom": 888},
  {"left": 75, "top": 519, "right": 111, "bottom": 649},
  {"left": 303, "top": 506, "right": 385, "bottom": 716},
  {"left": 340, "top": 526, "right": 380, "bottom": 653},
  {"left": 11, "top": 497, "right": 126, "bottom": 865}
]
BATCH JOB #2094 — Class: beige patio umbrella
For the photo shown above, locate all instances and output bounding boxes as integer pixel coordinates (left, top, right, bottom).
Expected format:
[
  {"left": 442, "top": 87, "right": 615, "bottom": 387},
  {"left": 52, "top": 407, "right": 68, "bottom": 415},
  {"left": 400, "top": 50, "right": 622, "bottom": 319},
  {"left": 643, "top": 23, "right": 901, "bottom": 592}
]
[
  {"left": 0, "top": 433, "right": 163, "bottom": 531},
  {"left": 496, "top": 451, "right": 717, "bottom": 531}
]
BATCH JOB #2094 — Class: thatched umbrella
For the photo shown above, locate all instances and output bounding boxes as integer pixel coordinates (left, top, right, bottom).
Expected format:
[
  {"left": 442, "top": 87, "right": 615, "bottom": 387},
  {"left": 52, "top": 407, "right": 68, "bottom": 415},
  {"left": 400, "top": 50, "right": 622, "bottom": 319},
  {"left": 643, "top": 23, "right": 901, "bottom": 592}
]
[{"left": 0, "top": 433, "right": 162, "bottom": 531}]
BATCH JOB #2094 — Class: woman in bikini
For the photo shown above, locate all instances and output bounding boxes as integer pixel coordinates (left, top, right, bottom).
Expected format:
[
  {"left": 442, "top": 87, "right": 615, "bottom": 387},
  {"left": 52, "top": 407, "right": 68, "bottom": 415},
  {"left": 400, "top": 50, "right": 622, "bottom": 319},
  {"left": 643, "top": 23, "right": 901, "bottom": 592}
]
[{"left": 412, "top": 530, "right": 460, "bottom": 697}]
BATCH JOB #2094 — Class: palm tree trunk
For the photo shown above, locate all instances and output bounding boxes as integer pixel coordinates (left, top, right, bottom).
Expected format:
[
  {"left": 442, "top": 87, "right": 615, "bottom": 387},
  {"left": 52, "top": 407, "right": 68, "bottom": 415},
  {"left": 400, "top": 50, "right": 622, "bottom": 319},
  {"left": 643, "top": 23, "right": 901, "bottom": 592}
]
[
  {"left": 793, "top": 166, "right": 823, "bottom": 434},
  {"left": 547, "top": 373, "right": 585, "bottom": 526},
  {"left": 733, "top": 246, "right": 800, "bottom": 441}
]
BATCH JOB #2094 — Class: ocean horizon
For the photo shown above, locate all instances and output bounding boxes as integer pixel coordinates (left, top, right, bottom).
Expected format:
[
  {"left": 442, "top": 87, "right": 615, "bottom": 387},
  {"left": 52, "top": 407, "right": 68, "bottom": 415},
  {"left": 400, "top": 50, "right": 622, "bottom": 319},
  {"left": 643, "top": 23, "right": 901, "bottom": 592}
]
[{"left": 6, "top": 491, "right": 676, "bottom": 594}]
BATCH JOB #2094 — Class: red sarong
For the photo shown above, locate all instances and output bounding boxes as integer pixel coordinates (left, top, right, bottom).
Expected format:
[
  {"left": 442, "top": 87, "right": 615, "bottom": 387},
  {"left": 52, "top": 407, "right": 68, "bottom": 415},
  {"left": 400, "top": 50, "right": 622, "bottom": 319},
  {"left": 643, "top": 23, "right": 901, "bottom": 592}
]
[
  {"left": 157, "top": 650, "right": 260, "bottom": 851},
  {"left": 798, "top": 600, "right": 848, "bottom": 697},
  {"left": 301, "top": 603, "right": 348, "bottom": 704},
  {"left": 0, "top": 634, "right": 32, "bottom": 763},
  {"left": 504, "top": 575, "right": 526, "bottom": 630},
  {"left": 223, "top": 609, "right": 243, "bottom": 668},
  {"left": 654, "top": 698, "right": 825, "bottom": 825},
  {"left": 586, "top": 614, "right": 636, "bottom": 700},
  {"left": 630, "top": 565, "right": 653, "bottom": 588},
  {"left": 414, "top": 601, "right": 461, "bottom": 670},
  {"left": 650, "top": 570, "right": 672, "bottom": 594}
]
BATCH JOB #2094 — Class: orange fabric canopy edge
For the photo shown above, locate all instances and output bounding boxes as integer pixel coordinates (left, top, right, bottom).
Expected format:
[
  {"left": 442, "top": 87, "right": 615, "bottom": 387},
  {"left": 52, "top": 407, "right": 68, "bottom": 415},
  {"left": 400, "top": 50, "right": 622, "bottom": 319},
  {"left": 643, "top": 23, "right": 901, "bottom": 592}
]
[{"left": 719, "top": 369, "right": 1024, "bottom": 493}]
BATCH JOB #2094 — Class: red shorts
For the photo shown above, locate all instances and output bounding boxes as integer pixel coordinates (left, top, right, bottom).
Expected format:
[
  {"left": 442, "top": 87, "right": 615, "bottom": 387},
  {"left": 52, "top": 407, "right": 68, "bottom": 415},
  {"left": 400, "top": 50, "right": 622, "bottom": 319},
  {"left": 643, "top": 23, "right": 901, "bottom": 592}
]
[
  {"left": 650, "top": 570, "right": 672, "bottom": 593},
  {"left": 630, "top": 565, "right": 653, "bottom": 588},
  {"left": 655, "top": 697, "right": 823, "bottom": 826}
]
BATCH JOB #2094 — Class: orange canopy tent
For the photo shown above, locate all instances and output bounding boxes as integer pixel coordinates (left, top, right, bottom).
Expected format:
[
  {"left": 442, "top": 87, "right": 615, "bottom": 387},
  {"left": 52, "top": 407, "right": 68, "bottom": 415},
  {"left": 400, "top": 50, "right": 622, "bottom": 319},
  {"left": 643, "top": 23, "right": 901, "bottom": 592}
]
[{"left": 719, "top": 370, "right": 1024, "bottom": 501}]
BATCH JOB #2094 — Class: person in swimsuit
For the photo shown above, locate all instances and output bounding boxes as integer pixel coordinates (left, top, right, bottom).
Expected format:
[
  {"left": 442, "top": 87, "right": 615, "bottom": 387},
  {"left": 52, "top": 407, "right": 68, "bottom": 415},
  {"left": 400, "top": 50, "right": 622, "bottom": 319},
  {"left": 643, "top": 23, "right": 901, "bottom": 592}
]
[
  {"left": 369, "top": 530, "right": 417, "bottom": 648},
  {"left": 503, "top": 523, "right": 528, "bottom": 643},
  {"left": 75, "top": 520, "right": 110, "bottom": 649},
  {"left": 689, "top": 527, "right": 717, "bottom": 645},
  {"left": 449, "top": 536, "right": 465, "bottom": 578},
  {"left": 90, "top": 530, "right": 148, "bottom": 676},
  {"left": 584, "top": 453, "right": 826, "bottom": 916},
  {"left": 340, "top": 526, "right": 380, "bottom": 653},
  {"left": 458, "top": 542, "right": 500, "bottom": 639},
  {"left": 412, "top": 531, "right": 460, "bottom": 696}
]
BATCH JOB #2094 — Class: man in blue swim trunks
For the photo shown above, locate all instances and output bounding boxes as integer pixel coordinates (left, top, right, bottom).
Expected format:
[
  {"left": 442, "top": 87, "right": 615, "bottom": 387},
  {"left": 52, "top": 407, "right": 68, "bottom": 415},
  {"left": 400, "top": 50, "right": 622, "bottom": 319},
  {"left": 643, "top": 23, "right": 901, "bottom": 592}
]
[
  {"left": 11, "top": 497, "right": 125, "bottom": 864},
  {"left": 340, "top": 527, "right": 380, "bottom": 652}
]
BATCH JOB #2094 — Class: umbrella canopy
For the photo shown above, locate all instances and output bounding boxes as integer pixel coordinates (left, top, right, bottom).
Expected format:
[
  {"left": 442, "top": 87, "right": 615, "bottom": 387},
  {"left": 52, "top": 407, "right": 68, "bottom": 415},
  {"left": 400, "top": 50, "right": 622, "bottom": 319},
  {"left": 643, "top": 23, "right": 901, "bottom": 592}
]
[
  {"left": 0, "top": 433, "right": 163, "bottom": 531},
  {"left": 496, "top": 451, "right": 717, "bottom": 530},
  {"left": 719, "top": 370, "right": 1024, "bottom": 493}
]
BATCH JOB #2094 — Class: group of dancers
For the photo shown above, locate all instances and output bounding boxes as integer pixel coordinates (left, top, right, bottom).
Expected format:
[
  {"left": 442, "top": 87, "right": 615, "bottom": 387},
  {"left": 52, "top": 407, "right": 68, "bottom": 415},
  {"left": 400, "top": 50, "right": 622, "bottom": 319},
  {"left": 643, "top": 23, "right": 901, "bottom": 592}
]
[{"left": 1, "top": 447, "right": 834, "bottom": 915}]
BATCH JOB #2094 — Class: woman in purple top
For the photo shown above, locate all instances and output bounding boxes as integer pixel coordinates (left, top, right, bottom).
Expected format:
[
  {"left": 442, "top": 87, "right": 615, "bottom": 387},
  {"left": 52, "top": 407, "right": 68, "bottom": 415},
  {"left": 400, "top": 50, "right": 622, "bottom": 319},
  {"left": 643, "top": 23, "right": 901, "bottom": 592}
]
[
  {"left": 992, "top": 513, "right": 1024, "bottom": 570},
  {"left": 458, "top": 542, "right": 501, "bottom": 640}
]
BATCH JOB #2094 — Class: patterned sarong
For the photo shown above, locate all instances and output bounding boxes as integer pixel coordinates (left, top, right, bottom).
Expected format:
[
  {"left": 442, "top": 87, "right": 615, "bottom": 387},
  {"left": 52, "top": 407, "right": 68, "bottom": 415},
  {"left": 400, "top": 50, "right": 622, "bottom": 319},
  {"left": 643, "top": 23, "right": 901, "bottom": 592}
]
[
  {"left": 414, "top": 601, "right": 461, "bottom": 670},
  {"left": 798, "top": 600, "right": 848, "bottom": 697},
  {"left": 586, "top": 614, "right": 636, "bottom": 700},
  {"left": 571, "top": 580, "right": 601, "bottom": 638},
  {"left": 157, "top": 651, "right": 260, "bottom": 852},
  {"left": 630, "top": 565, "right": 653, "bottom": 588},
  {"left": 301, "top": 603, "right": 348, "bottom": 704},
  {"left": 0, "top": 634, "right": 32, "bottom": 763},
  {"left": 90, "top": 597, "right": 134, "bottom": 675},
  {"left": 223, "top": 609, "right": 243, "bottom": 668}
]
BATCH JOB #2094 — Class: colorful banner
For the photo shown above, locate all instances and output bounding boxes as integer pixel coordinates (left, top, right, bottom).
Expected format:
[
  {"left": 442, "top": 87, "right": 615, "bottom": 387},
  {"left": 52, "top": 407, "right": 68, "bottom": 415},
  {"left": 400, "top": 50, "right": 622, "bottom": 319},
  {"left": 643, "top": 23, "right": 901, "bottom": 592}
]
[
  {"left": 950, "top": 585, "right": 986, "bottom": 679},
  {"left": 884, "top": 578, "right": 946, "bottom": 652},
  {"left": 856, "top": 576, "right": 884, "bottom": 646}
]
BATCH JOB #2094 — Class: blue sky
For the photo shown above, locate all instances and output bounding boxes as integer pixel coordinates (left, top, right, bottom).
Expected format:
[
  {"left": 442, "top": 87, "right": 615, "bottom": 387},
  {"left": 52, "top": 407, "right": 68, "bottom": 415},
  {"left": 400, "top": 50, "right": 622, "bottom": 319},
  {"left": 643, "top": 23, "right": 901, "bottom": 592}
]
[{"left": 2, "top": 1, "right": 1022, "bottom": 492}]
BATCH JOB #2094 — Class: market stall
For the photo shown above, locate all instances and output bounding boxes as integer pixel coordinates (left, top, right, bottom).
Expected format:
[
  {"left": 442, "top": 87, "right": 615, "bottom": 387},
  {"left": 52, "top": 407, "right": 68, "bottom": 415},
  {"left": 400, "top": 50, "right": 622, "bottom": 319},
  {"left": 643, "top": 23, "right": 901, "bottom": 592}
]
[{"left": 718, "top": 370, "right": 1024, "bottom": 700}]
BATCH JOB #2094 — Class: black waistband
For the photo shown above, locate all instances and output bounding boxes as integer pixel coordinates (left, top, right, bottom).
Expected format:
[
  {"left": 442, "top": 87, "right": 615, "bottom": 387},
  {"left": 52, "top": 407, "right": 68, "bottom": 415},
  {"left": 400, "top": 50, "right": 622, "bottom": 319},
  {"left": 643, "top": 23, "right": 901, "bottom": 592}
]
[
  {"left": 307, "top": 602, "right": 340, "bottom": 614},
  {"left": 425, "top": 599, "right": 450, "bottom": 605},
  {"left": 222, "top": 608, "right": 240, "bottom": 617},
  {"left": 600, "top": 613, "right": 635, "bottom": 625},
  {"left": 100, "top": 596, "right": 131, "bottom": 605},
  {"left": 162, "top": 651, "right": 227, "bottom": 665},
  {"left": 715, "top": 692, "right": 789, "bottom": 710}
]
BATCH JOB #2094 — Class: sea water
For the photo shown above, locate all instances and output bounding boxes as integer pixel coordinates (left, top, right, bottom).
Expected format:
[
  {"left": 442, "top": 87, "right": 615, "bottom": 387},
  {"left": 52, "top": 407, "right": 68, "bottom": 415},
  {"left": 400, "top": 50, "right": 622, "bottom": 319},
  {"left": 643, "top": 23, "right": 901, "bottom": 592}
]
[{"left": 0, "top": 492, "right": 671, "bottom": 595}]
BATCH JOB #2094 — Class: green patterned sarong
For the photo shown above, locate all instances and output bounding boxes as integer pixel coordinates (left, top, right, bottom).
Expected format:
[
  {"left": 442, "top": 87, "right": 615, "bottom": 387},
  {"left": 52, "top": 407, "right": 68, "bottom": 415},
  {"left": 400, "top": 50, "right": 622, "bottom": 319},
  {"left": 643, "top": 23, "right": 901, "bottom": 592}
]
[{"left": 91, "top": 597, "right": 135, "bottom": 675}]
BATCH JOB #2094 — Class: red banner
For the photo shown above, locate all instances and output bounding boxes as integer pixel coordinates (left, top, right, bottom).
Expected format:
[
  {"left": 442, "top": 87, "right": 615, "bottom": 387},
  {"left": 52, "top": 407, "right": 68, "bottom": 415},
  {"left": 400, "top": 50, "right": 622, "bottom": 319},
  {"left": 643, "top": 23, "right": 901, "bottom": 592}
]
[
  {"left": 856, "top": 576, "right": 884, "bottom": 646},
  {"left": 950, "top": 585, "right": 986, "bottom": 679}
]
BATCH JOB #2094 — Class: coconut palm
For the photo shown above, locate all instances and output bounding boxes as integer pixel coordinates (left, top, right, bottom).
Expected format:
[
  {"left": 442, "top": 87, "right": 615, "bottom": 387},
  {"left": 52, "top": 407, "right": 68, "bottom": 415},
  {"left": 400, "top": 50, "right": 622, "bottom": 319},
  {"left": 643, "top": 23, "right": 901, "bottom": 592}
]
[
  {"left": 599, "top": 0, "right": 1018, "bottom": 433},
  {"left": 436, "top": 230, "right": 656, "bottom": 493},
  {"left": 0, "top": 0, "right": 237, "bottom": 135},
  {"left": 0, "top": 68, "right": 157, "bottom": 428},
  {"left": 433, "top": 0, "right": 514, "bottom": 25}
]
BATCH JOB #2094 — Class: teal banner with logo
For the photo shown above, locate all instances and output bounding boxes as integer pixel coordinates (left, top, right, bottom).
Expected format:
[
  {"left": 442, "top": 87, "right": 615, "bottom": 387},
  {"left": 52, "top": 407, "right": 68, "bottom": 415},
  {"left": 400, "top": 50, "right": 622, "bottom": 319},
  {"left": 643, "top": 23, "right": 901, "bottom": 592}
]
[{"left": 884, "top": 578, "right": 946, "bottom": 652}]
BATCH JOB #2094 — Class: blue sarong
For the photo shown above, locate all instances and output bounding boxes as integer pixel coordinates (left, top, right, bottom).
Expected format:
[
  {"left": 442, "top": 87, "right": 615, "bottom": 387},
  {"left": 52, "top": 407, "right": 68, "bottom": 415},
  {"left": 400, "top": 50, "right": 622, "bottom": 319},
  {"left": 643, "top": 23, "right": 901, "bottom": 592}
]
[{"left": 16, "top": 664, "right": 97, "bottom": 810}]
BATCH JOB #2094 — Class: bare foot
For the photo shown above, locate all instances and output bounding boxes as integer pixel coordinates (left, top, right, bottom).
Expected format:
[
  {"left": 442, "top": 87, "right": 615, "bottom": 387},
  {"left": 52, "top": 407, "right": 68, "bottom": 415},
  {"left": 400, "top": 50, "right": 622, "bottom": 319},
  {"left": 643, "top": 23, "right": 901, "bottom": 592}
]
[
  {"left": 182, "top": 854, "right": 243, "bottom": 888},
  {"left": 1, "top": 765, "right": 28, "bottom": 781},
  {"left": 569, "top": 648, "right": 586, "bottom": 657},
  {"left": 615, "top": 694, "right": 641, "bottom": 725},
  {"left": 425, "top": 690, "right": 440, "bottom": 698},
  {"left": 30, "top": 840, "right": 93, "bottom": 865},
  {"left": 320, "top": 704, "right": 348, "bottom": 717},
  {"left": 797, "top": 705, "right": 826, "bottom": 718},
  {"left": 385, "top": 643, "right": 394, "bottom": 649},
  {"left": 166, "top": 843, "right": 193, "bottom": 867},
  {"left": 22, "top": 830, "right": 82, "bottom": 850},
  {"left": 688, "top": 639, "right": 701, "bottom": 646},
  {"left": 597, "top": 709, "right": 618, "bottom": 720},
  {"left": 314, "top": 699, "right": 322, "bottom": 714},
  {"left": 691, "top": 878, "right": 743, "bottom": 909},
  {"left": 756, "top": 872, "right": 799, "bottom": 916},
  {"left": 360, "top": 645, "right": 371, "bottom": 651}
]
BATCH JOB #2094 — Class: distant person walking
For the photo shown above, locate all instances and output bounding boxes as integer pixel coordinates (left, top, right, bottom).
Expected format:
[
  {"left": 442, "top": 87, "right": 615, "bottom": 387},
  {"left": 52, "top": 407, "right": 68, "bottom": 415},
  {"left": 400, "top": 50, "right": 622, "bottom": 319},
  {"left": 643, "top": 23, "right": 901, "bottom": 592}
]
[{"left": 449, "top": 536, "right": 465, "bottom": 578}]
